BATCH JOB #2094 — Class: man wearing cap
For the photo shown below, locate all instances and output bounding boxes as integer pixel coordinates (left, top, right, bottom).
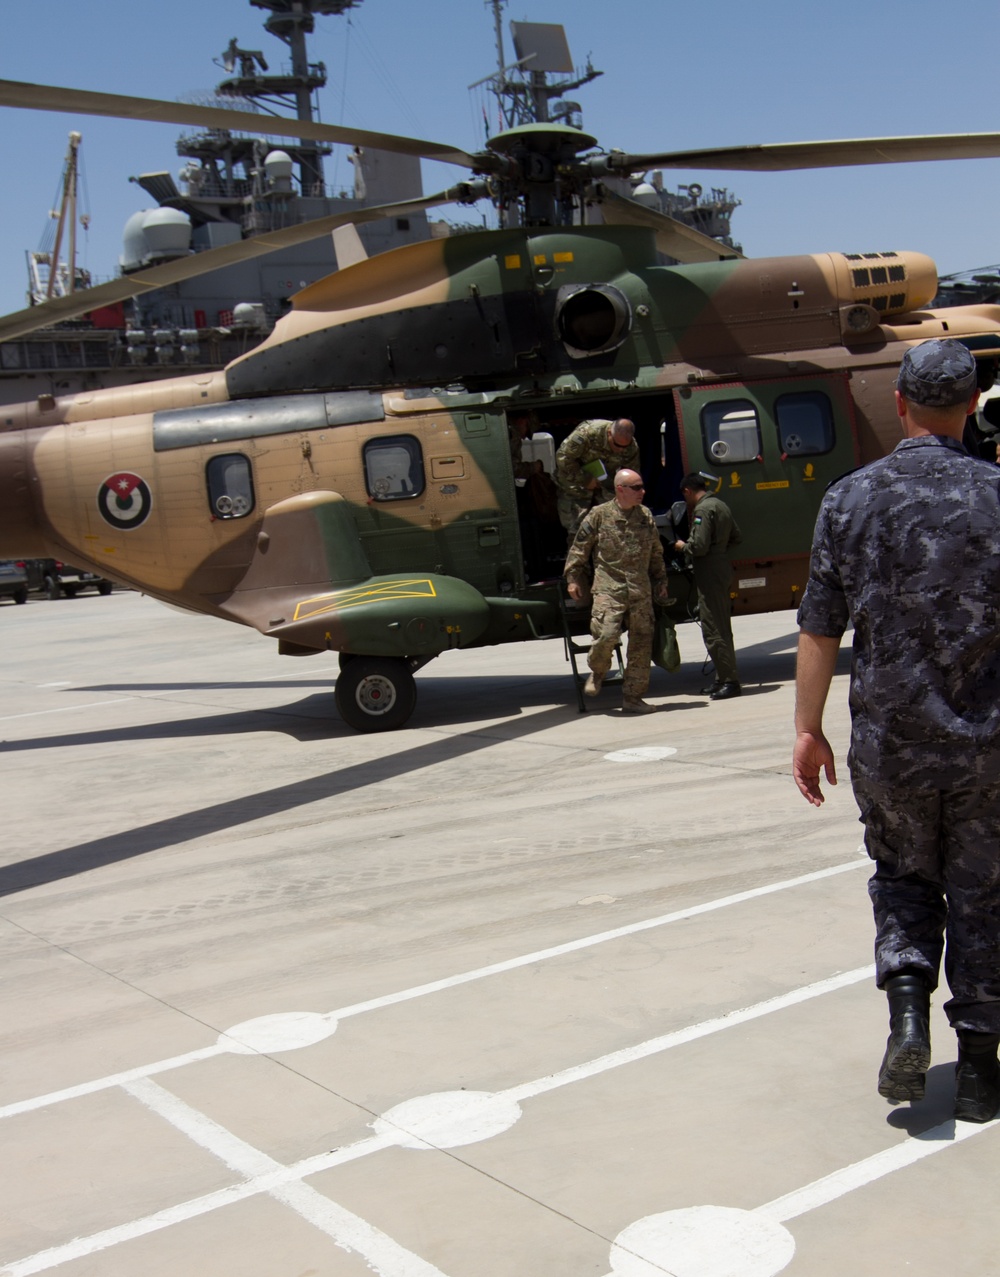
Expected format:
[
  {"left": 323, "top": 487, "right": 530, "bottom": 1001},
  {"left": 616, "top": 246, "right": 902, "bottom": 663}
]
[
  {"left": 555, "top": 417, "right": 640, "bottom": 543},
  {"left": 793, "top": 337, "right": 1000, "bottom": 1122},
  {"left": 565, "top": 467, "right": 669, "bottom": 714}
]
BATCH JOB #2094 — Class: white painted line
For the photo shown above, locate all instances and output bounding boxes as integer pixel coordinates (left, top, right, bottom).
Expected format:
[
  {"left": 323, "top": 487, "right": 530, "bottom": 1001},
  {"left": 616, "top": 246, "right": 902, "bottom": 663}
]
[
  {"left": 0, "top": 962, "right": 880, "bottom": 1276},
  {"left": 0, "top": 960, "right": 893, "bottom": 1271},
  {"left": 366, "top": 968, "right": 876, "bottom": 1152},
  {"left": 12, "top": 1078, "right": 454, "bottom": 1277},
  {"left": 330, "top": 860, "right": 869, "bottom": 1025},
  {"left": 503, "top": 966, "right": 875, "bottom": 1106},
  {"left": 0, "top": 1046, "right": 225, "bottom": 1119},
  {"left": 757, "top": 1113, "right": 996, "bottom": 1224},
  {"left": 1, "top": 858, "right": 869, "bottom": 1120},
  {"left": 123, "top": 1078, "right": 275, "bottom": 1176},
  {"left": 0, "top": 698, "right": 133, "bottom": 722}
]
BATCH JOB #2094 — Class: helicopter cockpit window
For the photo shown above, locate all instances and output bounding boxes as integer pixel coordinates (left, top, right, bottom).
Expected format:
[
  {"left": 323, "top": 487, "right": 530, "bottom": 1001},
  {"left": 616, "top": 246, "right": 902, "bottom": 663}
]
[
  {"left": 701, "top": 400, "right": 761, "bottom": 464},
  {"left": 206, "top": 453, "right": 255, "bottom": 519},
  {"left": 364, "top": 435, "right": 425, "bottom": 501},
  {"left": 775, "top": 391, "right": 835, "bottom": 457}
]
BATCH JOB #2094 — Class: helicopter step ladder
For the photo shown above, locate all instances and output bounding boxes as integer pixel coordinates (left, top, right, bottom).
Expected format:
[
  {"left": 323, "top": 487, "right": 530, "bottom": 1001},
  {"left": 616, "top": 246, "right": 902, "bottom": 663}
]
[{"left": 558, "top": 591, "right": 624, "bottom": 713}]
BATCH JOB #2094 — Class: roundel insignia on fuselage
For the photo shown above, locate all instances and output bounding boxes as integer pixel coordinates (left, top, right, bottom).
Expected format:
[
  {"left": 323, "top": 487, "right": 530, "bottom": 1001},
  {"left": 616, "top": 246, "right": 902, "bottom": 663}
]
[{"left": 98, "top": 472, "right": 152, "bottom": 529}]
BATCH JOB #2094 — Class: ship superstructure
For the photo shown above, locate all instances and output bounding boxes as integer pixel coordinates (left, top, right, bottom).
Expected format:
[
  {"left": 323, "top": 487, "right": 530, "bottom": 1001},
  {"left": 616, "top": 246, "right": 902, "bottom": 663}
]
[{"left": 1, "top": 0, "right": 428, "bottom": 405}]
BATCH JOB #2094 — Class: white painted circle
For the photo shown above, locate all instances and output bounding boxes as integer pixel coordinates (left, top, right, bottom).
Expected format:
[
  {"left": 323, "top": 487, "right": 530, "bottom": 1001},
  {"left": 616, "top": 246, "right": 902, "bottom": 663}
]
[
  {"left": 220, "top": 1011, "right": 337, "bottom": 1054},
  {"left": 609, "top": 1207, "right": 795, "bottom": 1277},
  {"left": 605, "top": 746, "right": 678, "bottom": 763},
  {"left": 373, "top": 1090, "right": 522, "bottom": 1149}
]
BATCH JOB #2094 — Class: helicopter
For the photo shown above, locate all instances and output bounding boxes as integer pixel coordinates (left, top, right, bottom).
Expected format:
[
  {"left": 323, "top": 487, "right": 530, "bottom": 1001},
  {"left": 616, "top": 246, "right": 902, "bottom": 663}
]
[{"left": 3, "top": 61, "right": 1000, "bottom": 733}]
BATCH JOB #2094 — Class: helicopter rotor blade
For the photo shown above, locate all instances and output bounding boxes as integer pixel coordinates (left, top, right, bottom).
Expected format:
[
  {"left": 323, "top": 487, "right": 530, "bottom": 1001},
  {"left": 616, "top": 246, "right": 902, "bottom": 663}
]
[
  {"left": 596, "top": 189, "right": 744, "bottom": 263},
  {"left": 595, "top": 132, "right": 1000, "bottom": 175},
  {"left": 0, "top": 79, "right": 478, "bottom": 169},
  {"left": 0, "top": 187, "right": 477, "bottom": 343}
]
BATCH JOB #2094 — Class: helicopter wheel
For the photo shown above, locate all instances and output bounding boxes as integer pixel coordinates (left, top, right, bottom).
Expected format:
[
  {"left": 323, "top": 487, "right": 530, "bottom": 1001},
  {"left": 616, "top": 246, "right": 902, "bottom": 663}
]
[{"left": 334, "top": 656, "right": 417, "bottom": 733}]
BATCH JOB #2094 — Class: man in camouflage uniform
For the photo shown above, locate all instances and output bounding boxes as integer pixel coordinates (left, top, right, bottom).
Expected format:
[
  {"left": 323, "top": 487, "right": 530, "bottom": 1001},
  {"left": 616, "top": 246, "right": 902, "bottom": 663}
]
[
  {"left": 564, "top": 467, "right": 669, "bottom": 714},
  {"left": 793, "top": 338, "right": 1000, "bottom": 1123},
  {"left": 555, "top": 417, "right": 640, "bottom": 543},
  {"left": 674, "top": 473, "right": 743, "bottom": 699}
]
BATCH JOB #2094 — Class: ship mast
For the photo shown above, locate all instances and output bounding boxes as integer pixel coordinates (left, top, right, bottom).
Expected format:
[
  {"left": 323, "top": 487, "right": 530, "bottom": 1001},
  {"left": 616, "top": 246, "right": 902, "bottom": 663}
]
[
  {"left": 213, "top": 0, "right": 362, "bottom": 196},
  {"left": 480, "top": 0, "right": 602, "bottom": 133}
]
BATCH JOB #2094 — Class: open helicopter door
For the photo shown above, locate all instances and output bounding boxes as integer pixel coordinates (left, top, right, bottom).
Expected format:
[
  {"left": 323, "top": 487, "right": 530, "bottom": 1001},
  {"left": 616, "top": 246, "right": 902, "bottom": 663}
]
[{"left": 673, "top": 373, "right": 861, "bottom": 614}]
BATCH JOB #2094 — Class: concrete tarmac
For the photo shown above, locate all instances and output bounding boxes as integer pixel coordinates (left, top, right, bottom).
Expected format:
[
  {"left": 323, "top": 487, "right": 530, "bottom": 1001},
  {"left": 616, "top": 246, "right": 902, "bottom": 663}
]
[{"left": 0, "top": 590, "right": 990, "bottom": 1276}]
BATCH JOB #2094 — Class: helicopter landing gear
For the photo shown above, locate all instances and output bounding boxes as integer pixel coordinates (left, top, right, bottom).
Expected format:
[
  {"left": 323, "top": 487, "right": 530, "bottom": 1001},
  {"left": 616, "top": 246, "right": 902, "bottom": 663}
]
[{"left": 334, "top": 656, "right": 417, "bottom": 733}]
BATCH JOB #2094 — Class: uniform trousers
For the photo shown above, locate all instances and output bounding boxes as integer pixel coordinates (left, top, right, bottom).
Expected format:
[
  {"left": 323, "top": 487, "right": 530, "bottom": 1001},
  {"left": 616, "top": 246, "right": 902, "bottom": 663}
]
[
  {"left": 588, "top": 592, "right": 654, "bottom": 700},
  {"left": 693, "top": 559, "right": 738, "bottom": 684},
  {"left": 853, "top": 770, "right": 1000, "bottom": 1034}
]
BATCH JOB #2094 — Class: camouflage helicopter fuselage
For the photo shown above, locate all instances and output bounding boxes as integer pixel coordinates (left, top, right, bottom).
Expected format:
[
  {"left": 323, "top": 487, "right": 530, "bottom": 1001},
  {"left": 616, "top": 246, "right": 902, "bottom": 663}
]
[{"left": 3, "top": 225, "right": 1000, "bottom": 714}]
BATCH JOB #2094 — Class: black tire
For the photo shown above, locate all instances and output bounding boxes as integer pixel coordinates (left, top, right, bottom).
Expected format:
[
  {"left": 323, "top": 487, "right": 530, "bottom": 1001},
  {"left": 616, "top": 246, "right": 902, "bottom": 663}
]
[
  {"left": 334, "top": 657, "right": 417, "bottom": 732},
  {"left": 43, "top": 575, "right": 59, "bottom": 601},
  {"left": 13, "top": 586, "right": 27, "bottom": 605},
  {"left": 97, "top": 581, "right": 113, "bottom": 596},
  {"left": 62, "top": 584, "right": 78, "bottom": 598},
  {"left": 338, "top": 651, "right": 358, "bottom": 671}
]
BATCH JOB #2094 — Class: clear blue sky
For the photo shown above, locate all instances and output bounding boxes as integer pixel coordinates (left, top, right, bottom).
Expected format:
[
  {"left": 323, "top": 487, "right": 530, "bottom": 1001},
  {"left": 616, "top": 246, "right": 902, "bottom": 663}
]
[{"left": 2, "top": 0, "right": 1000, "bottom": 318}]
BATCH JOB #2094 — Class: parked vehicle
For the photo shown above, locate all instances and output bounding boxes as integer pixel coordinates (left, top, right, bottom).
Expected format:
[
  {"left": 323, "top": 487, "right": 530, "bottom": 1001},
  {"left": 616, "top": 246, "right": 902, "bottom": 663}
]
[
  {"left": 0, "top": 561, "right": 29, "bottom": 605},
  {"left": 20, "top": 559, "right": 113, "bottom": 599}
]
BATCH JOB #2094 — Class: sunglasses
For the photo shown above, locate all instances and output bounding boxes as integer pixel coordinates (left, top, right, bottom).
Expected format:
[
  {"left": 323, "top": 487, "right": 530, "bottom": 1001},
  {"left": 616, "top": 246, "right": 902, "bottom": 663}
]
[{"left": 619, "top": 483, "right": 645, "bottom": 491}]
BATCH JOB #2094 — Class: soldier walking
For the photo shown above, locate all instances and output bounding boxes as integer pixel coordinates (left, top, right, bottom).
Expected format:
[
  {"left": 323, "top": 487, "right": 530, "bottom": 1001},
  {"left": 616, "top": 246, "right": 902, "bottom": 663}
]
[
  {"left": 564, "top": 468, "right": 669, "bottom": 715},
  {"left": 793, "top": 338, "right": 1000, "bottom": 1123}
]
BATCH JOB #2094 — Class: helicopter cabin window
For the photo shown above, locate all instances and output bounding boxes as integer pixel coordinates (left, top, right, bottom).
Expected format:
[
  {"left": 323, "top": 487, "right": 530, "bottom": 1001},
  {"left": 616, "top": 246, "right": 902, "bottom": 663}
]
[
  {"left": 206, "top": 453, "right": 255, "bottom": 519},
  {"left": 775, "top": 391, "right": 835, "bottom": 457},
  {"left": 700, "top": 400, "right": 761, "bottom": 465},
  {"left": 364, "top": 435, "right": 425, "bottom": 501}
]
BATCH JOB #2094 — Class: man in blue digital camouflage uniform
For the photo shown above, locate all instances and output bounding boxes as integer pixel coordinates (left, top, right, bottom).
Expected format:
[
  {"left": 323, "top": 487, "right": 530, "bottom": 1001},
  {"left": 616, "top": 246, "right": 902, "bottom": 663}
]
[{"left": 793, "top": 338, "right": 1000, "bottom": 1123}]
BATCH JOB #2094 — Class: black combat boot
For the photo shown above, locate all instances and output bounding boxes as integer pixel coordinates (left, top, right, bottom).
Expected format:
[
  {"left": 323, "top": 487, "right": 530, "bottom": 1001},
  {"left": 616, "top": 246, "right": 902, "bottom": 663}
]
[
  {"left": 877, "top": 972, "right": 932, "bottom": 1102},
  {"left": 954, "top": 1031, "right": 1000, "bottom": 1123}
]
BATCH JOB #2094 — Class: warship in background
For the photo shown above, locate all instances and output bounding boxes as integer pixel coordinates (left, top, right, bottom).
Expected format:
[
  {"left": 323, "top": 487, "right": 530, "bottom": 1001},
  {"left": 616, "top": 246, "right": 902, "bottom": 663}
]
[
  {"left": 933, "top": 266, "right": 1000, "bottom": 309},
  {"left": 0, "top": 0, "right": 431, "bottom": 406},
  {"left": 0, "top": 0, "right": 742, "bottom": 408}
]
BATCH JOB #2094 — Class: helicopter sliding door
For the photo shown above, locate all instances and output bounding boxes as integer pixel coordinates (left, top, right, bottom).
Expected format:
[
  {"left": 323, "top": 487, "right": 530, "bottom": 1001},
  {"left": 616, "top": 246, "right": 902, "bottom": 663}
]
[
  {"left": 673, "top": 372, "right": 860, "bottom": 613},
  {"left": 355, "top": 409, "right": 524, "bottom": 598}
]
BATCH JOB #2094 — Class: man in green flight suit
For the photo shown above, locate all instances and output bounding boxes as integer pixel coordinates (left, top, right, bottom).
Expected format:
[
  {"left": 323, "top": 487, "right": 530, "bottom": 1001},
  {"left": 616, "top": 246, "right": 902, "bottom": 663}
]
[
  {"left": 674, "top": 473, "right": 743, "bottom": 700},
  {"left": 564, "top": 468, "right": 670, "bottom": 715},
  {"left": 555, "top": 417, "right": 640, "bottom": 543}
]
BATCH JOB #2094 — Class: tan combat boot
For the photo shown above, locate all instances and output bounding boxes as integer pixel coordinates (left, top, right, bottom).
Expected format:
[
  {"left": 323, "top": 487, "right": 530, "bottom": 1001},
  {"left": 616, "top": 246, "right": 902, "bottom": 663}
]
[{"left": 622, "top": 698, "right": 657, "bottom": 714}]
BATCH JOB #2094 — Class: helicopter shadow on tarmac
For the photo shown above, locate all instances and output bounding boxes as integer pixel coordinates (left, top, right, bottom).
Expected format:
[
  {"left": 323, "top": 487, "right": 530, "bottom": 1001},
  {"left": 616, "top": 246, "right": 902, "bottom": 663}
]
[
  {"left": 0, "top": 695, "right": 593, "bottom": 898},
  {"left": 0, "top": 629, "right": 849, "bottom": 898}
]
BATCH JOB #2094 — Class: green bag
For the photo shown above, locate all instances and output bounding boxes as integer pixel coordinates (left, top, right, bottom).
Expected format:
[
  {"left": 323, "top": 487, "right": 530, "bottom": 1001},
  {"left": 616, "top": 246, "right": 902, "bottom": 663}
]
[{"left": 653, "top": 607, "right": 681, "bottom": 672}]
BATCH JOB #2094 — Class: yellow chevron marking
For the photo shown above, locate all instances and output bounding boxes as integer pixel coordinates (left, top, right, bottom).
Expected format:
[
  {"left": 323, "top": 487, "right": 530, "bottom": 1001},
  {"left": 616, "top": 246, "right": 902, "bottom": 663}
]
[{"left": 293, "top": 578, "right": 438, "bottom": 621}]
